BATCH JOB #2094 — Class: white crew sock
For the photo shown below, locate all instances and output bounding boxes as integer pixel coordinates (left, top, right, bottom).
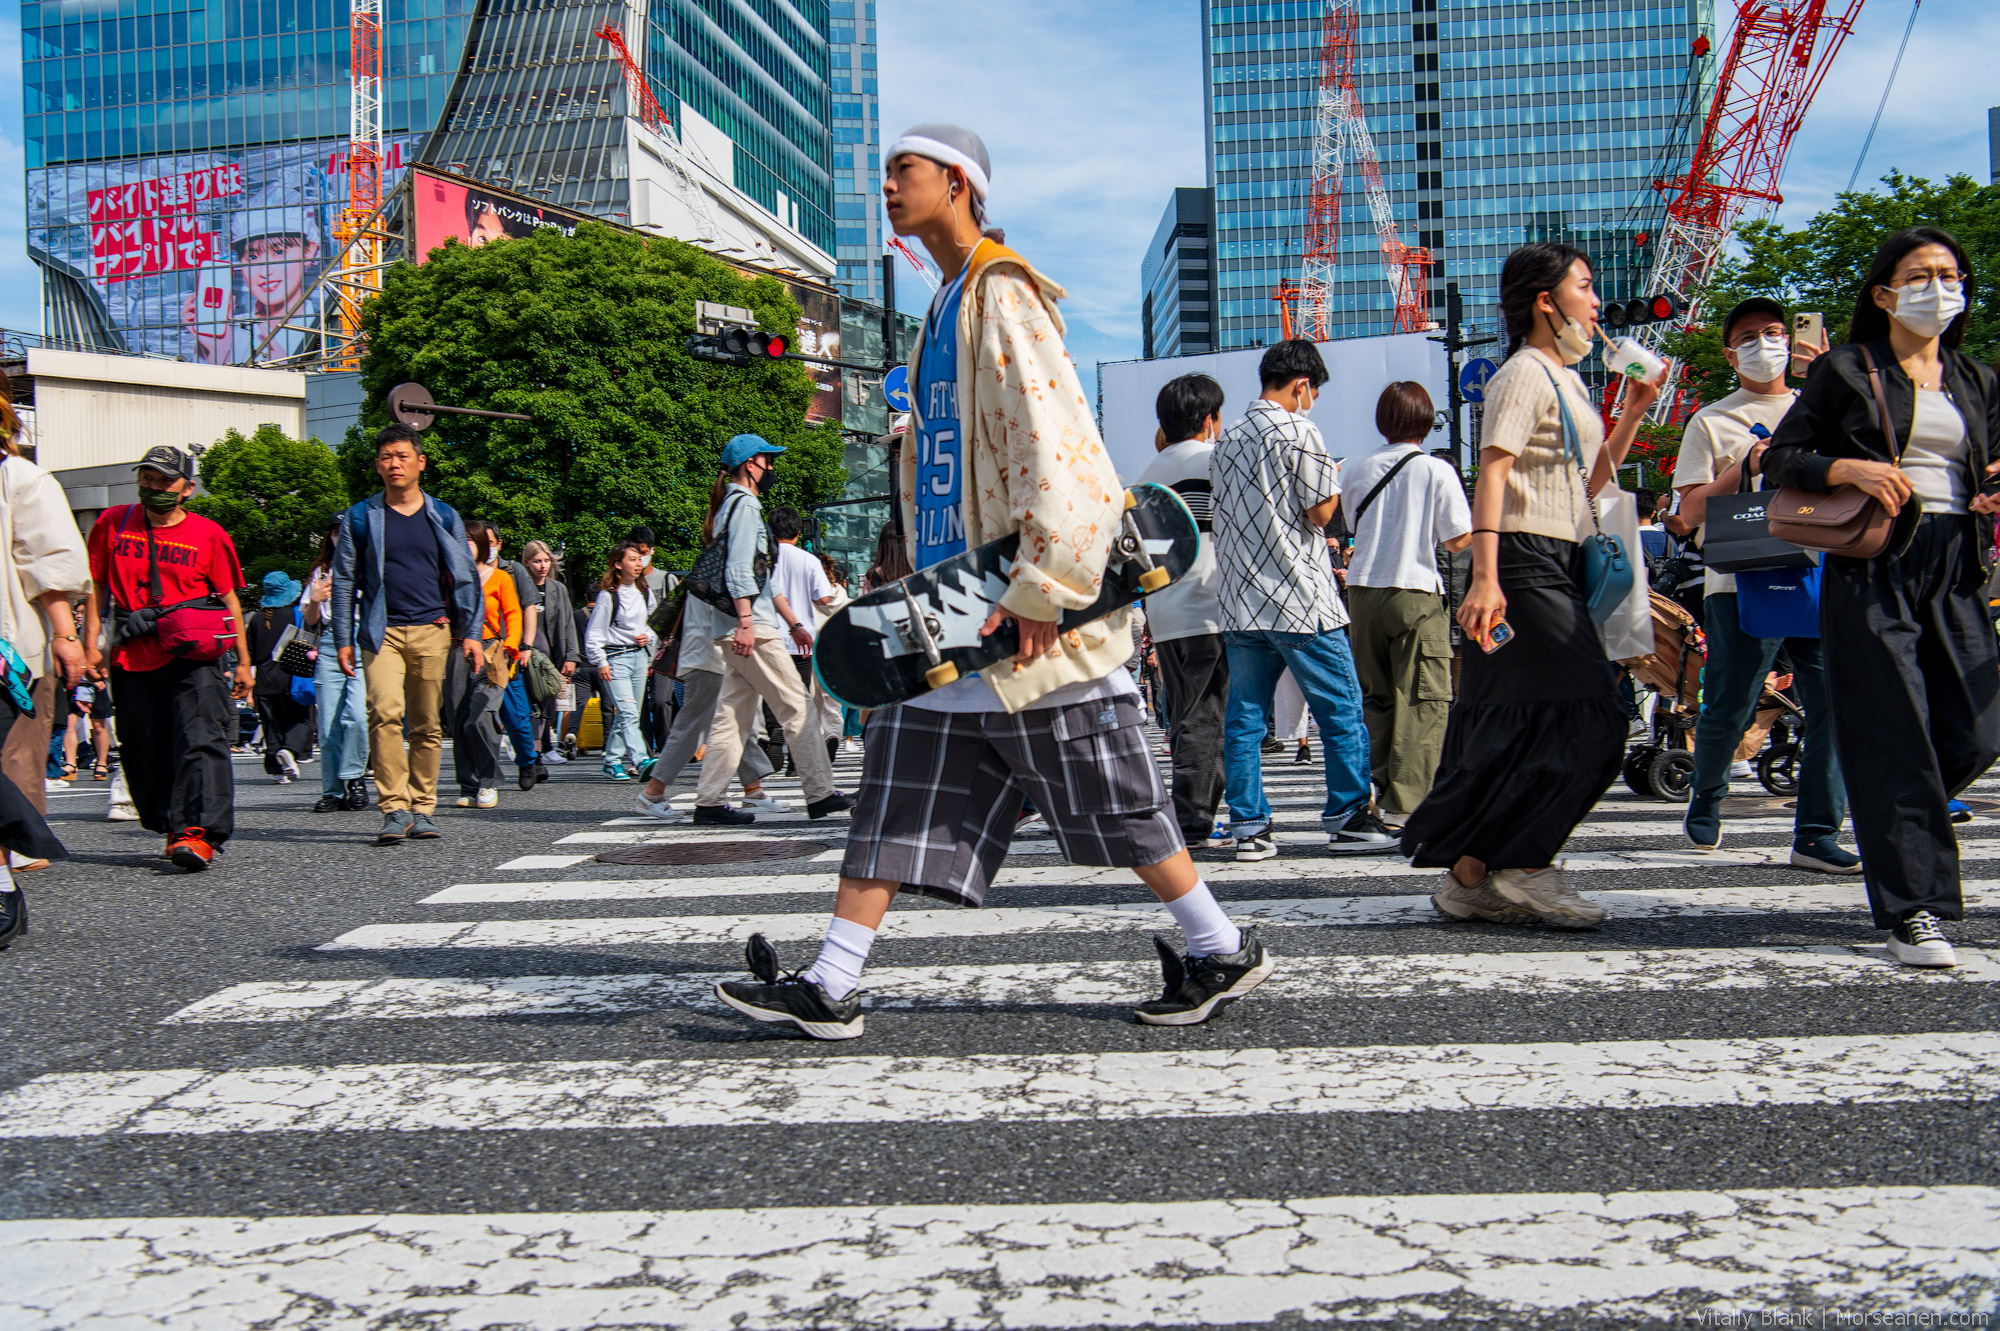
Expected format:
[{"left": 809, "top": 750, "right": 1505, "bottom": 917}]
[
  {"left": 0, "top": 860, "right": 15, "bottom": 893},
  {"left": 801, "top": 916, "right": 876, "bottom": 1000},
  {"left": 1164, "top": 881, "right": 1241, "bottom": 957}
]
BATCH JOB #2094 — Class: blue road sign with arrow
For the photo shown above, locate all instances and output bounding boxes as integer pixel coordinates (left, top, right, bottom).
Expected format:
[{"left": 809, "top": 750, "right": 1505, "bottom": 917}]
[
  {"left": 1460, "top": 357, "right": 1500, "bottom": 404},
  {"left": 883, "top": 365, "right": 911, "bottom": 413}
]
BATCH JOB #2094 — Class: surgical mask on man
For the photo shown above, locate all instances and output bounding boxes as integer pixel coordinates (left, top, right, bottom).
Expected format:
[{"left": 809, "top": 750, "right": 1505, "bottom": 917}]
[
  {"left": 1734, "top": 334, "right": 1791, "bottom": 385},
  {"left": 1888, "top": 280, "right": 1966, "bottom": 340},
  {"left": 138, "top": 488, "right": 184, "bottom": 514}
]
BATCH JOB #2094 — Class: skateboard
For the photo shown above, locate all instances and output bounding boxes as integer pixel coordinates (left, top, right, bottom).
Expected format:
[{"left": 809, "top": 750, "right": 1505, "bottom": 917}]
[{"left": 814, "top": 484, "right": 1199, "bottom": 710}]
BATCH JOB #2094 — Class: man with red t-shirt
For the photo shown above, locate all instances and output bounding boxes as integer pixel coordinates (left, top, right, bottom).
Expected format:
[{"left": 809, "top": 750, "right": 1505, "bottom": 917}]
[{"left": 82, "top": 445, "right": 254, "bottom": 871}]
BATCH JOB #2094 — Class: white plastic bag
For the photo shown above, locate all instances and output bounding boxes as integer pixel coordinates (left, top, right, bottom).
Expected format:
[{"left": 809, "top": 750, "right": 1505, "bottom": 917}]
[{"left": 1595, "top": 488, "right": 1652, "bottom": 662}]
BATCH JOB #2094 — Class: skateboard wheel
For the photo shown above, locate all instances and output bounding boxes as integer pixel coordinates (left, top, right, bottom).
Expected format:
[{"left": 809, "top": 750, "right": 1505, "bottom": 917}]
[
  {"left": 1123, "top": 489, "right": 1138, "bottom": 511},
  {"left": 925, "top": 661, "right": 960, "bottom": 689},
  {"left": 1138, "top": 567, "right": 1171, "bottom": 593}
]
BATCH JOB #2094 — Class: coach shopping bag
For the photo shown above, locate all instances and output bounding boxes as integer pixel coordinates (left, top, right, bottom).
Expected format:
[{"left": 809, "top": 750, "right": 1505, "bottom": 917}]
[
  {"left": 1736, "top": 562, "right": 1821, "bottom": 640},
  {"left": 1702, "top": 456, "right": 1815, "bottom": 574},
  {"left": 1595, "top": 489, "right": 1653, "bottom": 661}
]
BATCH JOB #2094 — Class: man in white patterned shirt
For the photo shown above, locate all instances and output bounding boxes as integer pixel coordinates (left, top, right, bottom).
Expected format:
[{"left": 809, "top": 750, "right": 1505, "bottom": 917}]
[{"left": 1210, "top": 339, "right": 1392, "bottom": 861}]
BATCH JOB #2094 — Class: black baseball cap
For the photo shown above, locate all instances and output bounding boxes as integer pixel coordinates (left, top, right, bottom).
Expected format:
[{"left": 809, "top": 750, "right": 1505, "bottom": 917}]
[
  {"left": 132, "top": 445, "right": 196, "bottom": 482},
  {"left": 1721, "top": 297, "right": 1787, "bottom": 343}
]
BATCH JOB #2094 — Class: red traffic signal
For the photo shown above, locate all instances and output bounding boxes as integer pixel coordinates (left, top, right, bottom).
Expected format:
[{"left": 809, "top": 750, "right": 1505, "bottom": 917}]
[
  {"left": 760, "top": 333, "right": 788, "bottom": 358},
  {"left": 693, "top": 328, "right": 791, "bottom": 366}
]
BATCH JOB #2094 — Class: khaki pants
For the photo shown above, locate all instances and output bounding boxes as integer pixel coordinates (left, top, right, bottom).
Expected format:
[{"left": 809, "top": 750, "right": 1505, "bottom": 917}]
[
  {"left": 697, "top": 634, "right": 836, "bottom": 806},
  {"left": 2, "top": 673, "right": 56, "bottom": 814},
  {"left": 1349, "top": 585, "right": 1453, "bottom": 816},
  {"left": 362, "top": 624, "right": 451, "bottom": 814}
]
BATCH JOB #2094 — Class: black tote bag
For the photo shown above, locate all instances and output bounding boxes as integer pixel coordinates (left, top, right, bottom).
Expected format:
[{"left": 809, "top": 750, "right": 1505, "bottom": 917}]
[{"left": 1701, "top": 454, "right": 1814, "bottom": 574}]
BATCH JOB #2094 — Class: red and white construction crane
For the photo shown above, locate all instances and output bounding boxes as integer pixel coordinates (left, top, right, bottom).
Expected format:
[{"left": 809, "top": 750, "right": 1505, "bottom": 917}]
[
  {"left": 319, "top": 0, "right": 382, "bottom": 369},
  {"left": 887, "top": 235, "right": 941, "bottom": 293},
  {"left": 1634, "top": 0, "right": 1864, "bottom": 417},
  {"left": 1277, "top": 0, "right": 1435, "bottom": 341},
  {"left": 595, "top": 20, "right": 722, "bottom": 244}
]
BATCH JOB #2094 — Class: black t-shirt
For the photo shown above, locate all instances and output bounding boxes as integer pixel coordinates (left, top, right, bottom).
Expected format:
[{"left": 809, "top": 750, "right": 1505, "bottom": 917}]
[{"left": 383, "top": 504, "right": 448, "bottom": 626}]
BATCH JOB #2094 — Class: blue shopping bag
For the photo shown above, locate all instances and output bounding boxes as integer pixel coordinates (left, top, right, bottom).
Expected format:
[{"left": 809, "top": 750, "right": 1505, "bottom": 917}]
[{"left": 1736, "top": 562, "right": 1820, "bottom": 640}]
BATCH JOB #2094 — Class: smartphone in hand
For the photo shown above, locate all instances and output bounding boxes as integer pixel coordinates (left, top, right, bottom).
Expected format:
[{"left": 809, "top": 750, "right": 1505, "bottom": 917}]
[
  {"left": 1790, "top": 313, "right": 1824, "bottom": 378},
  {"left": 1480, "top": 619, "right": 1514, "bottom": 654}
]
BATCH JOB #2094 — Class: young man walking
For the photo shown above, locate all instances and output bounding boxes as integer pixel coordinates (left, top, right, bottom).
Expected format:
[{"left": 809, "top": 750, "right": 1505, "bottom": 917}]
[
  {"left": 1673, "top": 297, "right": 1859, "bottom": 874},
  {"left": 331, "top": 424, "right": 485, "bottom": 846},
  {"left": 493, "top": 528, "right": 544, "bottom": 791},
  {"left": 1210, "top": 339, "right": 1393, "bottom": 861},
  {"left": 767, "top": 506, "right": 837, "bottom": 769},
  {"left": 714, "top": 124, "right": 1273, "bottom": 1040},
  {"left": 82, "top": 445, "right": 255, "bottom": 871},
  {"left": 1136, "top": 373, "right": 1233, "bottom": 850}
]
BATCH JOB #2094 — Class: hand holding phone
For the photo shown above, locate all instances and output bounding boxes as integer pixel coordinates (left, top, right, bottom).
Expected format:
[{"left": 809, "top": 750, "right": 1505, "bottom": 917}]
[
  {"left": 1480, "top": 619, "right": 1514, "bottom": 653},
  {"left": 1790, "top": 313, "right": 1826, "bottom": 378}
]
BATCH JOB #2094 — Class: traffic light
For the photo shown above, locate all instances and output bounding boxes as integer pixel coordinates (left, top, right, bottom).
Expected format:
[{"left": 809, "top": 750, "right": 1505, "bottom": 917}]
[
  {"left": 1600, "top": 292, "right": 1682, "bottom": 332},
  {"left": 685, "top": 328, "right": 791, "bottom": 365}
]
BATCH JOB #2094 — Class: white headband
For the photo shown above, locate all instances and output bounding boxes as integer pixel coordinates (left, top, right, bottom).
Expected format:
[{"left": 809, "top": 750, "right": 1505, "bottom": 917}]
[{"left": 884, "top": 134, "right": 990, "bottom": 201}]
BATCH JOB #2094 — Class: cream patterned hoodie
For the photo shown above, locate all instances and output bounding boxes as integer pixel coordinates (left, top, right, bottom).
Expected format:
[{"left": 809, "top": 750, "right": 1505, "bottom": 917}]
[{"left": 900, "top": 239, "right": 1130, "bottom": 712}]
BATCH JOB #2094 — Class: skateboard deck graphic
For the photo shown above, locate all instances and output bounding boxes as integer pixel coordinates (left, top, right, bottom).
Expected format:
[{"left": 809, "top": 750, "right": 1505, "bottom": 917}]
[{"left": 814, "top": 484, "right": 1199, "bottom": 710}]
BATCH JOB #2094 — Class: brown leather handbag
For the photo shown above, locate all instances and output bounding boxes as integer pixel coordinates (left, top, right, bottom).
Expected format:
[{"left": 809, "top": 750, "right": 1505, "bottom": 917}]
[{"left": 1766, "top": 346, "right": 1903, "bottom": 558}]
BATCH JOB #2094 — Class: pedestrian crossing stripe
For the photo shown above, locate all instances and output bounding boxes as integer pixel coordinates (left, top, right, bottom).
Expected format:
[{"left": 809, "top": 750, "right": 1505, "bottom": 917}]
[
  {"left": 163, "top": 944, "right": 2000, "bottom": 1024},
  {"left": 5, "top": 1187, "right": 1990, "bottom": 1326},
  {"left": 3, "top": 1031, "right": 1995, "bottom": 1138}
]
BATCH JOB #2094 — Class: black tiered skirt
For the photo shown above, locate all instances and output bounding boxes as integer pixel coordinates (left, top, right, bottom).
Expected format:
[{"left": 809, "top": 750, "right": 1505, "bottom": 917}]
[{"left": 1401, "top": 533, "right": 1625, "bottom": 871}]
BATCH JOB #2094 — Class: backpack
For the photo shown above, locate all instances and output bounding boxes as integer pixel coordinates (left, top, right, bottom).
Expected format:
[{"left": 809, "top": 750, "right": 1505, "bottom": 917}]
[{"left": 684, "top": 488, "right": 772, "bottom": 612}]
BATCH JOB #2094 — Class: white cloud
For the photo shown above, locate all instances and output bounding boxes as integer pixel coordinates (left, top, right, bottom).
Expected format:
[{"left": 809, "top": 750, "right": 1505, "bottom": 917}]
[
  {"left": 1768, "top": 0, "right": 1997, "bottom": 224},
  {"left": 877, "top": 0, "right": 1208, "bottom": 387}
]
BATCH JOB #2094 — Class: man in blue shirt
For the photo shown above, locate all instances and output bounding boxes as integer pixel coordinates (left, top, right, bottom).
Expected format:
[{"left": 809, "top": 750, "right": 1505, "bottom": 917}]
[{"left": 331, "top": 424, "right": 484, "bottom": 846}]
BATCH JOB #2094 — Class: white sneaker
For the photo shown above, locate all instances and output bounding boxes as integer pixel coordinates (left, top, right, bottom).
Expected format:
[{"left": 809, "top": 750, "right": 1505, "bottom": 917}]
[
  {"left": 1729, "top": 760, "right": 1753, "bottom": 780},
  {"left": 107, "top": 803, "right": 139, "bottom": 822},
  {"left": 44, "top": 778, "right": 68, "bottom": 792},
  {"left": 1885, "top": 911, "right": 1956, "bottom": 968},
  {"left": 455, "top": 789, "right": 500, "bottom": 809},
  {"left": 633, "top": 791, "right": 686, "bottom": 822},
  {"left": 740, "top": 793, "right": 790, "bottom": 813},
  {"left": 1489, "top": 865, "right": 1608, "bottom": 929},
  {"left": 276, "top": 749, "right": 302, "bottom": 781},
  {"left": 542, "top": 751, "right": 569, "bottom": 766}
]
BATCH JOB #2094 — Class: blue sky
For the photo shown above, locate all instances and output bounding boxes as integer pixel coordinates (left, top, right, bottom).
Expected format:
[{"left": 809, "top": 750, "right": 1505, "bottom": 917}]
[{"left": 3, "top": 0, "right": 1993, "bottom": 364}]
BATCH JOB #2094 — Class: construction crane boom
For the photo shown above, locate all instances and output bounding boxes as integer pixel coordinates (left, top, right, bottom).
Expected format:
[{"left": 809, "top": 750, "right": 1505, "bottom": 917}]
[
  {"left": 887, "top": 235, "right": 940, "bottom": 293},
  {"left": 1278, "top": 0, "right": 1434, "bottom": 342},
  {"left": 594, "top": 20, "right": 721, "bottom": 244},
  {"left": 324, "top": 0, "right": 382, "bottom": 370},
  {"left": 1635, "top": 0, "right": 1864, "bottom": 418}
]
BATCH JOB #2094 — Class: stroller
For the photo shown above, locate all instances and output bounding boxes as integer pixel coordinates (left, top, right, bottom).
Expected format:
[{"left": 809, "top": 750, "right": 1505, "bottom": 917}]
[{"left": 1622, "top": 591, "right": 1805, "bottom": 801}]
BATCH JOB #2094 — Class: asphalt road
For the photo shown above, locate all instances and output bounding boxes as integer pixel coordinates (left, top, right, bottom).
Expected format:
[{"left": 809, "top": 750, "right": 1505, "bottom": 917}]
[{"left": 0, "top": 731, "right": 1995, "bottom": 1328}]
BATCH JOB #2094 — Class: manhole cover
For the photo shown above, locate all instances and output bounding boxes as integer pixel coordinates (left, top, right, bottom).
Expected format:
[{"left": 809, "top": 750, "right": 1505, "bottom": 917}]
[{"left": 594, "top": 839, "right": 831, "bottom": 866}]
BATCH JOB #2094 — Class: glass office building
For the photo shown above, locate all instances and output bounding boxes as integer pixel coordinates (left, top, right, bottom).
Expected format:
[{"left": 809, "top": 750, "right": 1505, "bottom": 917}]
[
  {"left": 1142, "top": 186, "right": 1217, "bottom": 358},
  {"left": 20, "top": 0, "right": 836, "bottom": 360},
  {"left": 1205, "top": 0, "right": 1710, "bottom": 349},
  {"left": 825, "top": 0, "right": 880, "bottom": 303},
  {"left": 22, "top": 0, "right": 469, "bottom": 355}
]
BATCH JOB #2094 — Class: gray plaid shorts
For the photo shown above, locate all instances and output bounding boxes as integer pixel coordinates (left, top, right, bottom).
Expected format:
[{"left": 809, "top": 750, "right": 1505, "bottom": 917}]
[{"left": 841, "top": 695, "right": 1184, "bottom": 908}]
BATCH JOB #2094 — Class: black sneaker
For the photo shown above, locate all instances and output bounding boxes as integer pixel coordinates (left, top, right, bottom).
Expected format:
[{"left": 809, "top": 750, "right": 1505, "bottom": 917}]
[
  {"left": 534, "top": 764, "right": 550, "bottom": 784},
  {"left": 0, "top": 886, "right": 26, "bottom": 950},
  {"left": 343, "top": 778, "right": 371, "bottom": 811},
  {"left": 312, "top": 793, "right": 344, "bottom": 813},
  {"left": 1328, "top": 808, "right": 1400, "bottom": 855},
  {"left": 1234, "top": 832, "right": 1277, "bottom": 862},
  {"left": 694, "top": 804, "right": 755, "bottom": 826},
  {"left": 715, "top": 933, "right": 864, "bottom": 1040},
  {"left": 806, "top": 791, "right": 856, "bottom": 819},
  {"left": 1135, "top": 926, "right": 1275, "bottom": 1026}
]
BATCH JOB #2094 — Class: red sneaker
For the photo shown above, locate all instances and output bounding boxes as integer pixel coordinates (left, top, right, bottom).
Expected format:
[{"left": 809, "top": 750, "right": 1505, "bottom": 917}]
[{"left": 167, "top": 829, "right": 215, "bottom": 873}]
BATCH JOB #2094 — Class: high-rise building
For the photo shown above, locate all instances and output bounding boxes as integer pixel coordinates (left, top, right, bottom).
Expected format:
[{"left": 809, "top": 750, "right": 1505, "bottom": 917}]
[
  {"left": 21, "top": 0, "right": 839, "bottom": 362},
  {"left": 1204, "top": 0, "right": 1709, "bottom": 349},
  {"left": 826, "top": 1, "right": 882, "bottom": 303},
  {"left": 1142, "top": 186, "right": 1217, "bottom": 358}
]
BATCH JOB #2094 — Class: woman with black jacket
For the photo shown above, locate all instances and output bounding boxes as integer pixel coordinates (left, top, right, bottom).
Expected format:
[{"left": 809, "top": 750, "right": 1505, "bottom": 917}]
[{"left": 1762, "top": 224, "right": 2000, "bottom": 969}]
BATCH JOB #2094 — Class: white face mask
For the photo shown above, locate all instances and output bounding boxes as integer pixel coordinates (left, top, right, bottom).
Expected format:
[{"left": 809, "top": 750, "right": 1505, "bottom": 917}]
[
  {"left": 1733, "top": 334, "right": 1791, "bottom": 385},
  {"left": 1889, "top": 280, "right": 1966, "bottom": 339},
  {"left": 1544, "top": 307, "right": 1594, "bottom": 365}
]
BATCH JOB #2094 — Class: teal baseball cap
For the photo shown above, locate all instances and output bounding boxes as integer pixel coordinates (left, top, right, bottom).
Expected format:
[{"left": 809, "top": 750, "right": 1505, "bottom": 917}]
[{"left": 720, "top": 433, "right": 785, "bottom": 470}]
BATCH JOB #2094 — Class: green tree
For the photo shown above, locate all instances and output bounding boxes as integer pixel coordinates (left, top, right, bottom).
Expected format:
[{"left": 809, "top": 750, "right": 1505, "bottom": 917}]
[
  {"left": 1665, "top": 171, "right": 2000, "bottom": 408},
  {"left": 345, "top": 223, "right": 846, "bottom": 588},
  {"left": 187, "top": 423, "right": 349, "bottom": 583}
]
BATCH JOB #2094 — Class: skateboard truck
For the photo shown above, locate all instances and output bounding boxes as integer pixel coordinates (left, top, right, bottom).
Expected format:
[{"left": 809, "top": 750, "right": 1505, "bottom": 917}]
[
  {"left": 1117, "top": 490, "right": 1171, "bottom": 593},
  {"left": 899, "top": 583, "right": 959, "bottom": 690}
]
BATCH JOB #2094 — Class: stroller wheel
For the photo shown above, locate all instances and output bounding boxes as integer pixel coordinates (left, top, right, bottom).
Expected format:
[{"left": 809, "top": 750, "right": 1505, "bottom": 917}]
[
  {"left": 1646, "top": 749, "right": 1696, "bottom": 802},
  {"left": 1758, "top": 742, "right": 1801, "bottom": 797},
  {"left": 1622, "top": 746, "right": 1659, "bottom": 797}
]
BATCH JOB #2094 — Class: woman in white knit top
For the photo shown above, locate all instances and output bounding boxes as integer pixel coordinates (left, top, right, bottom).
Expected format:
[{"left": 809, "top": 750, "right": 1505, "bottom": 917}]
[{"left": 1400, "top": 242, "right": 1661, "bottom": 928}]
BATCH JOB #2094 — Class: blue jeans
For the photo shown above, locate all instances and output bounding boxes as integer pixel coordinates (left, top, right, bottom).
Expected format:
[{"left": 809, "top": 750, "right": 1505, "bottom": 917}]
[
  {"left": 1692, "top": 592, "right": 1845, "bottom": 844},
  {"left": 1222, "top": 628, "right": 1371, "bottom": 836},
  {"left": 313, "top": 630, "right": 368, "bottom": 795},
  {"left": 600, "top": 649, "right": 650, "bottom": 768},
  {"left": 499, "top": 671, "right": 538, "bottom": 768}
]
